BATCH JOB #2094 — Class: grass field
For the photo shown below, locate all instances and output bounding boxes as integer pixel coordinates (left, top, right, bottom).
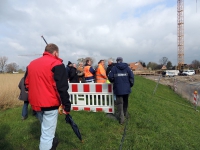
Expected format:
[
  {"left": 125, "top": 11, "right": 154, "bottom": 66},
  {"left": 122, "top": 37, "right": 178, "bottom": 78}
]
[
  {"left": 0, "top": 74, "right": 24, "bottom": 109},
  {"left": 1, "top": 75, "right": 200, "bottom": 150}
]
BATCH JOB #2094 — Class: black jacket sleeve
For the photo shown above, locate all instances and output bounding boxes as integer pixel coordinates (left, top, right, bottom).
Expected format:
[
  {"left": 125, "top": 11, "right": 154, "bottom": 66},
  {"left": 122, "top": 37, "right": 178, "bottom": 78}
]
[
  {"left": 128, "top": 68, "right": 134, "bottom": 87},
  {"left": 52, "top": 64, "right": 71, "bottom": 112},
  {"left": 24, "top": 67, "right": 28, "bottom": 91},
  {"left": 69, "top": 67, "right": 76, "bottom": 81},
  {"left": 108, "top": 66, "right": 115, "bottom": 83},
  {"left": 18, "top": 78, "right": 22, "bottom": 89}
]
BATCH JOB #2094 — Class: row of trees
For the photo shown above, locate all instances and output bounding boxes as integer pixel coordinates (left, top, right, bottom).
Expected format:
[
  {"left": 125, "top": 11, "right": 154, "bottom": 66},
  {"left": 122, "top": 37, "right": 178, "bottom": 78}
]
[
  {"left": 145, "top": 57, "right": 200, "bottom": 70},
  {"left": 77, "top": 57, "right": 174, "bottom": 70},
  {"left": 191, "top": 60, "right": 200, "bottom": 69},
  {"left": 0, "top": 56, "right": 19, "bottom": 73},
  {"left": 1, "top": 55, "right": 200, "bottom": 73},
  {"left": 138, "top": 57, "right": 173, "bottom": 70}
]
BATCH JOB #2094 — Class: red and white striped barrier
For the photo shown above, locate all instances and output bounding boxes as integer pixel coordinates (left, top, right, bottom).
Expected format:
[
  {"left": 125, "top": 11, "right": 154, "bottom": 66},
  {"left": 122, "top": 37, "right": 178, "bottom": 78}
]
[
  {"left": 68, "top": 83, "right": 114, "bottom": 114},
  {"left": 193, "top": 91, "right": 198, "bottom": 105}
]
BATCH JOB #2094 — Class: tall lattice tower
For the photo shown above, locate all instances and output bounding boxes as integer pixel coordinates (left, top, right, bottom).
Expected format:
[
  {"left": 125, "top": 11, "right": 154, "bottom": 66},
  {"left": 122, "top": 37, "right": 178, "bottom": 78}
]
[{"left": 177, "top": 0, "right": 184, "bottom": 67}]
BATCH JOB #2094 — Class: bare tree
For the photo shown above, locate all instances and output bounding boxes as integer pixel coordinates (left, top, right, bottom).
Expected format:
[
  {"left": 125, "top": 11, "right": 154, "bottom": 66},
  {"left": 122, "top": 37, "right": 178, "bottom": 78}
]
[
  {"left": 0, "top": 56, "right": 8, "bottom": 72},
  {"left": 191, "top": 60, "right": 200, "bottom": 69},
  {"left": 5, "top": 63, "right": 19, "bottom": 73},
  {"left": 77, "top": 57, "right": 95, "bottom": 66},
  {"left": 159, "top": 57, "right": 168, "bottom": 65},
  {"left": 77, "top": 58, "right": 85, "bottom": 63}
]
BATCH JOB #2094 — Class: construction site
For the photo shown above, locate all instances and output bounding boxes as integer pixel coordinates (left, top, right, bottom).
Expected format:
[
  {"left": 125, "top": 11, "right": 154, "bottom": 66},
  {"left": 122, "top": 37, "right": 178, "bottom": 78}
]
[
  {"left": 132, "top": 0, "right": 198, "bottom": 73},
  {"left": 133, "top": 0, "right": 200, "bottom": 82},
  {"left": 134, "top": 0, "right": 200, "bottom": 106}
]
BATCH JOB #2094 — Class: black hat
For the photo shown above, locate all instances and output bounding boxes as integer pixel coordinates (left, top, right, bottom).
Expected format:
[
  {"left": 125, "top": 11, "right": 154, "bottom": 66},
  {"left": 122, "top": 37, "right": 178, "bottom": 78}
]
[
  {"left": 68, "top": 61, "right": 72, "bottom": 65},
  {"left": 116, "top": 57, "right": 123, "bottom": 63}
]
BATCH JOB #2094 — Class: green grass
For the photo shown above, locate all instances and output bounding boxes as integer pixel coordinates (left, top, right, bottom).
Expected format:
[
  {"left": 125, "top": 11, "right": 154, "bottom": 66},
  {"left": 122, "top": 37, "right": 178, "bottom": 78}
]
[
  {"left": 1, "top": 75, "right": 200, "bottom": 150},
  {"left": 0, "top": 109, "right": 122, "bottom": 150}
]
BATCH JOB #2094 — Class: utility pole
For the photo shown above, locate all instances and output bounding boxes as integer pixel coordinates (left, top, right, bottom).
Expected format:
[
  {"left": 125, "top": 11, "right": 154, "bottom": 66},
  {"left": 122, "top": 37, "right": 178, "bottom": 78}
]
[{"left": 177, "top": 0, "right": 184, "bottom": 70}]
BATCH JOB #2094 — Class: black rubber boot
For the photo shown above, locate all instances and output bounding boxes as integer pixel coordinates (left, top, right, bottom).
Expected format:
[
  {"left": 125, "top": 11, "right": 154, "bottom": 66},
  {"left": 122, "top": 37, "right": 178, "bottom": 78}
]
[
  {"left": 117, "top": 104, "right": 125, "bottom": 125},
  {"left": 50, "top": 137, "right": 59, "bottom": 150}
]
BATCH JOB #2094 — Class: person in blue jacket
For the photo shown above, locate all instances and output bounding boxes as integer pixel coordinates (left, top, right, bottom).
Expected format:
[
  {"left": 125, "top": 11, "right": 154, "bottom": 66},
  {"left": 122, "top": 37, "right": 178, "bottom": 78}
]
[{"left": 108, "top": 57, "right": 134, "bottom": 125}]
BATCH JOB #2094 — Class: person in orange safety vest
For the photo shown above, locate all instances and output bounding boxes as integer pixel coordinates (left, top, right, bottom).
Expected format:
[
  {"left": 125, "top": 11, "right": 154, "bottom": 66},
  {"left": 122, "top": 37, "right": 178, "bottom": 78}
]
[
  {"left": 84, "top": 59, "right": 95, "bottom": 83},
  {"left": 95, "top": 60, "right": 107, "bottom": 83}
]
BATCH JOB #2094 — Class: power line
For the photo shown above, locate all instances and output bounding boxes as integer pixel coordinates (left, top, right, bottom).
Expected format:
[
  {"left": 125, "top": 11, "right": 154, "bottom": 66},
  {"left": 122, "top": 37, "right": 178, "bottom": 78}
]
[{"left": 18, "top": 54, "right": 42, "bottom": 56}]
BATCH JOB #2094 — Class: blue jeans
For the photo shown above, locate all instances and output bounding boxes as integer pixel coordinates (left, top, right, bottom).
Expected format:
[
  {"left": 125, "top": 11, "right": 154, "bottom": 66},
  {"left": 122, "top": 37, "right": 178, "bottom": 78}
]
[
  {"left": 36, "top": 109, "right": 58, "bottom": 150},
  {"left": 22, "top": 101, "right": 29, "bottom": 117}
]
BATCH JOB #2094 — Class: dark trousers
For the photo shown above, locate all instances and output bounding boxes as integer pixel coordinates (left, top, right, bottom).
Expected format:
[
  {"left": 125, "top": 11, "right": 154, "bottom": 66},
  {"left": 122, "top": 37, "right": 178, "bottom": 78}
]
[{"left": 115, "top": 94, "right": 129, "bottom": 124}]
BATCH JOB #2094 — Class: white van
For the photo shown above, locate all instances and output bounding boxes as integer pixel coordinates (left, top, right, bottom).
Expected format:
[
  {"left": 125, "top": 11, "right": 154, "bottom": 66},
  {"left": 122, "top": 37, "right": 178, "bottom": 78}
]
[
  {"left": 162, "top": 70, "right": 179, "bottom": 77},
  {"left": 182, "top": 70, "right": 195, "bottom": 76}
]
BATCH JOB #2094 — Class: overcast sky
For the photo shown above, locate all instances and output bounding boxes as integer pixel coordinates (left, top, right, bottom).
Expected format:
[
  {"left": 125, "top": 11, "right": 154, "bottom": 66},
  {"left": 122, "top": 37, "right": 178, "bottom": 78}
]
[{"left": 0, "top": 0, "right": 199, "bottom": 68}]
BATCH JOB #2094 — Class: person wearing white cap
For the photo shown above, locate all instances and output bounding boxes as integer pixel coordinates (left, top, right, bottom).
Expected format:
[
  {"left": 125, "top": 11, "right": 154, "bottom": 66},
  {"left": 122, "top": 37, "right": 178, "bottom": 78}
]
[{"left": 108, "top": 57, "right": 134, "bottom": 125}]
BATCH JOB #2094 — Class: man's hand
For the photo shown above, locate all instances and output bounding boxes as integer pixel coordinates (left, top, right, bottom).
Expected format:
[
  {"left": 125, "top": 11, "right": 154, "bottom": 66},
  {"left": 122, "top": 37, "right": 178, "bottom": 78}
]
[{"left": 59, "top": 105, "right": 70, "bottom": 115}]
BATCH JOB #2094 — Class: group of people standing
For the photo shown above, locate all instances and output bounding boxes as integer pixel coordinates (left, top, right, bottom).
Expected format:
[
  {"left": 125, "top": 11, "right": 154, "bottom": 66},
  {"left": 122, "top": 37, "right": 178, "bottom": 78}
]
[
  {"left": 65, "top": 59, "right": 115, "bottom": 84},
  {"left": 18, "top": 43, "right": 134, "bottom": 150},
  {"left": 64, "top": 57, "right": 134, "bottom": 125}
]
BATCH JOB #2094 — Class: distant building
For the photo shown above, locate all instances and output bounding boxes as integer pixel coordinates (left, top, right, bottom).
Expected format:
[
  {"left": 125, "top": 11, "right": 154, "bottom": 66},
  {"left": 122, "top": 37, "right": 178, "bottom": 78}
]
[
  {"left": 129, "top": 62, "right": 144, "bottom": 71},
  {"left": 161, "top": 65, "right": 167, "bottom": 70},
  {"left": 13, "top": 71, "right": 19, "bottom": 74}
]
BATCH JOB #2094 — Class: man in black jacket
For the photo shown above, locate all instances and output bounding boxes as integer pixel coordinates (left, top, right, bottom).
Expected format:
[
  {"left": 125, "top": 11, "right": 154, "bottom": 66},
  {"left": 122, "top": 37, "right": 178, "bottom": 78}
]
[
  {"left": 66, "top": 61, "right": 73, "bottom": 80},
  {"left": 69, "top": 63, "right": 79, "bottom": 83},
  {"left": 106, "top": 59, "right": 115, "bottom": 76}
]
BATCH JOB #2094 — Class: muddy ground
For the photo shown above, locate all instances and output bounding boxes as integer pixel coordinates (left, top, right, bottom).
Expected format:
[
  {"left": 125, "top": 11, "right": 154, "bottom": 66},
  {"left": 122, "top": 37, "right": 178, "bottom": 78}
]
[
  {"left": 143, "top": 74, "right": 200, "bottom": 86},
  {"left": 142, "top": 74, "right": 200, "bottom": 106}
]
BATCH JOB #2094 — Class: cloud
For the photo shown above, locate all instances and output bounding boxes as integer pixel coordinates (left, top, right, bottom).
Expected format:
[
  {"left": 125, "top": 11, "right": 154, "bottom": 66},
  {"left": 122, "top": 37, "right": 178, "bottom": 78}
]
[
  {"left": 0, "top": 0, "right": 200, "bottom": 67},
  {"left": 9, "top": 42, "right": 26, "bottom": 51}
]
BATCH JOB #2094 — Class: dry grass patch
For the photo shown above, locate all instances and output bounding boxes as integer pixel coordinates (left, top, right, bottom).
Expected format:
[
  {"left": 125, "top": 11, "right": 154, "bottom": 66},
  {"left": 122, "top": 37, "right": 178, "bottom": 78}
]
[{"left": 0, "top": 74, "right": 24, "bottom": 109}]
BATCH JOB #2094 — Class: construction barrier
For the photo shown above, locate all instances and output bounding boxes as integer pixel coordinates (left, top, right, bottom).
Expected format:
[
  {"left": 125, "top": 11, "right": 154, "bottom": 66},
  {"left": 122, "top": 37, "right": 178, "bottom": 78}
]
[
  {"left": 68, "top": 83, "right": 114, "bottom": 114},
  {"left": 193, "top": 91, "right": 198, "bottom": 106}
]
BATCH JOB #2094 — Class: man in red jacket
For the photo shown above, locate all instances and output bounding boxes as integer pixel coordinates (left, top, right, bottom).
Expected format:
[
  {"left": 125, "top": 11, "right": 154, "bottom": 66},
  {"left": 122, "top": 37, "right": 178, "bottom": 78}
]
[{"left": 25, "top": 43, "right": 71, "bottom": 150}]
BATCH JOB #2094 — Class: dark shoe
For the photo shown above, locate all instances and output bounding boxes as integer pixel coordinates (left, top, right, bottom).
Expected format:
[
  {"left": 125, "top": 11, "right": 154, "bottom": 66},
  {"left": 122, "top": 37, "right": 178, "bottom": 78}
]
[
  {"left": 120, "top": 119, "right": 126, "bottom": 125},
  {"left": 106, "top": 113, "right": 117, "bottom": 120},
  {"left": 50, "top": 137, "right": 59, "bottom": 150},
  {"left": 124, "top": 112, "right": 129, "bottom": 119},
  {"left": 120, "top": 121, "right": 124, "bottom": 125}
]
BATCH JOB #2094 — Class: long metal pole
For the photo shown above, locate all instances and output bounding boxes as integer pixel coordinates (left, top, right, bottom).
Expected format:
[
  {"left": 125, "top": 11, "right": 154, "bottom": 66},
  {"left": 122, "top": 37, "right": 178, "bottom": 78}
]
[{"left": 41, "top": 35, "right": 48, "bottom": 45}]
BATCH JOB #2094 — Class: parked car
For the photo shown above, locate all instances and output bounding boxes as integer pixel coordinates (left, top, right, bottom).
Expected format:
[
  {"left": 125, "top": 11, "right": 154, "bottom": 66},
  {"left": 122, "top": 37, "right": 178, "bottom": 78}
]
[
  {"left": 162, "top": 70, "right": 179, "bottom": 77},
  {"left": 181, "top": 70, "right": 195, "bottom": 76}
]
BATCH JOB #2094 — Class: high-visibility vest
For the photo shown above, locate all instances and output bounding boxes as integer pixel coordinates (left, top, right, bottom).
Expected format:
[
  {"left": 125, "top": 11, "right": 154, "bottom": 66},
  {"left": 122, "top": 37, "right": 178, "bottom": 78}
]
[
  {"left": 96, "top": 64, "right": 107, "bottom": 83},
  {"left": 84, "top": 66, "right": 93, "bottom": 78}
]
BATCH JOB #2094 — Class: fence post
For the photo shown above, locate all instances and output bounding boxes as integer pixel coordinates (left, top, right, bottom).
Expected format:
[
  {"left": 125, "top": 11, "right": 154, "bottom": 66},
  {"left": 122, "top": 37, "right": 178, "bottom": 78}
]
[
  {"left": 173, "top": 78, "right": 177, "bottom": 92},
  {"left": 153, "top": 75, "right": 161, "bottom": 95}
]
